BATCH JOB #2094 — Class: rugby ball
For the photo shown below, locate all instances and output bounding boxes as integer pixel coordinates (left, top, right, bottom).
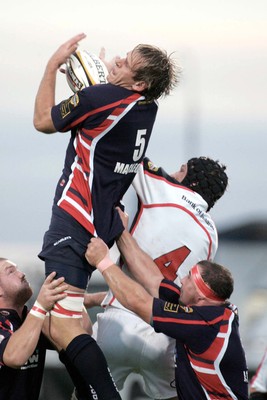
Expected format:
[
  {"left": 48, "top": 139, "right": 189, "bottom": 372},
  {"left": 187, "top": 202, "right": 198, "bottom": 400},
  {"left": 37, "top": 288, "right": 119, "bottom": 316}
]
[{"left": 65, "top": 50, "right": 108, "bottom": 92}]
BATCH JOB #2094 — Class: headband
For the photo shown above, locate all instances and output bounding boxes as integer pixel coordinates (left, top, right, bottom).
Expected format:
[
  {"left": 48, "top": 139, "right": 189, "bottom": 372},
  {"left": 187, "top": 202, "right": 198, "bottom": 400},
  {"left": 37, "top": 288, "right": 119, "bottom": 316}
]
[{"left": 191, "top": 264, "right": 223, "bottom": 302}]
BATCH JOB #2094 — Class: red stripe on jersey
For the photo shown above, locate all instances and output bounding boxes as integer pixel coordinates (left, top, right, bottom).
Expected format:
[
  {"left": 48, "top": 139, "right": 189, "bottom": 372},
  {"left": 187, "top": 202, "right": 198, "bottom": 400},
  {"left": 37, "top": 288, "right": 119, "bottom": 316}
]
[
  {"left": 153, "top": 313, "right": 224, "bottom": 326},
  {"left": 144, "top": 168, "right": 194, "bottom": 192},
  {"left": 187, "top": 308, "right": 237, "bottom": 399},
  {"left": 59, "top": 198, "right": 96, "bottom": 234},
  {"left": 160, "top": 281, "right": 180, "bottom": 295},
  {"left": 62, "top": 99, "right": 126, "bottom": 131}
]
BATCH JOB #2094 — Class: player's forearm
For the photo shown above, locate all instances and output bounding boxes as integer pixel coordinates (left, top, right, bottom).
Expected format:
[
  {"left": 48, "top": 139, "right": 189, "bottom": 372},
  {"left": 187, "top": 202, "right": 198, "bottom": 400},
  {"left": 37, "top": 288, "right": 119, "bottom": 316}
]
[
  {"left": 117, "top": 230, "right": 163, "bottom": 297},
  {"left": 3, "top": 314, "right": 44, "bottom": 368},
  {"left": 33, "top": 62, "right": 57, "bottom": 133},
  {"left": 102, "top": 265, "right": 153, "bottom": 323}
]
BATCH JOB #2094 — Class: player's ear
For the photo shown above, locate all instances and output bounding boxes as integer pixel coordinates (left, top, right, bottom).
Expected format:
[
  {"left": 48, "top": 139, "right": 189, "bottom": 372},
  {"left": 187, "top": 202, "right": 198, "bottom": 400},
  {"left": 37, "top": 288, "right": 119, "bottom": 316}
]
[{"left": 132, "top": 81, "right": 148, "bottom": 92}]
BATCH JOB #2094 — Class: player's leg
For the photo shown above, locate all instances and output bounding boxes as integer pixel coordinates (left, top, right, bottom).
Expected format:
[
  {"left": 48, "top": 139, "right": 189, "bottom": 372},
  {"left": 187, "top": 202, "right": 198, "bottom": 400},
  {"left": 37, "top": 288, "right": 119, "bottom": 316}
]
[{"left": 45, "top": 259, "right": 121, "bottom": 400}]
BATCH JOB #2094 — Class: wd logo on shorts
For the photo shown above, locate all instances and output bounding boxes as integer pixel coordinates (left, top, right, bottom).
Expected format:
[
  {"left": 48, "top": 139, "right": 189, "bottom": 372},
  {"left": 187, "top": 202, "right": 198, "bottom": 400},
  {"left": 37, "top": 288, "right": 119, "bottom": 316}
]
[{"left": 164, "top": 302, "right": 179, "bottom": 313}]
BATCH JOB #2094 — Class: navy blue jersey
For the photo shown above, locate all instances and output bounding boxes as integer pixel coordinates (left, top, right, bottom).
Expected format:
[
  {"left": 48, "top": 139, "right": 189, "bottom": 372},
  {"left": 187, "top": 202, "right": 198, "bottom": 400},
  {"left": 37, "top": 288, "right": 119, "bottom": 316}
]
[
  {"left": 152, "top": 279, "right": 249, "bottom": 400},
  {"left": 51, "top": 83, "right": 158, "bottom": 244},
  {"left": 0, "top": 307, "right": 51, "bottom": 400}
]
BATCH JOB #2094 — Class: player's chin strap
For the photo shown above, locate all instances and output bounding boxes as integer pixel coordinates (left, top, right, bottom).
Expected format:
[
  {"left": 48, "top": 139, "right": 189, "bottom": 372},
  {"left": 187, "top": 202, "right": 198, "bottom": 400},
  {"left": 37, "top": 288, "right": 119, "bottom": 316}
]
[
  {"left": 50, "top": 291, "right": 84, "bottom": 318},
  {"left": 191, "top": 264, "right": 224, "bottom": 302}
]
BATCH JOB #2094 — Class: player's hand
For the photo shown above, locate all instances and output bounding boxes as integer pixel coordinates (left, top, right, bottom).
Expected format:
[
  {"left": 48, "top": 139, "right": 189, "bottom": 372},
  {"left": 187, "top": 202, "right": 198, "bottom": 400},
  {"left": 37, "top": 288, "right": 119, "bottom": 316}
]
[
  {"left": 99, "top": 47, "right": 118, "bottom": 72},
  {"left": 116, "top": 206, "right": 129, "bottom": 230},
  {"left": 36, "top": 272, "right": 68, "bottom": 311},
  {"left": 48, "top": 33, "right": 87, "bottom": 70},
  {"left": 86, "top": 237, "right": 109, "bottom": 267}
]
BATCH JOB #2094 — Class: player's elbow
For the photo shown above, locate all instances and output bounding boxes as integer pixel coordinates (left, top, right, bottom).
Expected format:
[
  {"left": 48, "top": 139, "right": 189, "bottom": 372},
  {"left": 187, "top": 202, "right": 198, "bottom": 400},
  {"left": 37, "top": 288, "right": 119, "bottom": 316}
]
[
  {"left": 33, "top": 111, "right": 56, "bottom": 134},
  {"left": 3, "top": 352, "right": 28, "bottom": 369},
  {"left": 33, "top": 119, "right": 56, "bottom": 134},
  {"left": 126, "top": 292, "right": 153, "bottom": 324}
]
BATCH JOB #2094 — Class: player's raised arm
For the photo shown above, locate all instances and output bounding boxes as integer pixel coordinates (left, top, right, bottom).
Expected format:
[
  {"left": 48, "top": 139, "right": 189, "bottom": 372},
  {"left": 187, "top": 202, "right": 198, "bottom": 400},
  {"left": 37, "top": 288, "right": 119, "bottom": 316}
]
[{"left": 33, "top": 33, "right": 86, "bottom": 133}]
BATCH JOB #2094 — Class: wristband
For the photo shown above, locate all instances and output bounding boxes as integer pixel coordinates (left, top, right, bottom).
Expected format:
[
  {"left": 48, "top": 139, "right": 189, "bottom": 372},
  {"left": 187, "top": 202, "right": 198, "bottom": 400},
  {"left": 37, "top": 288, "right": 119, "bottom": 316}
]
[
  {"left": 30, "top": 301, "right": 48, "bottom": 320},
  {"left": 96, "top": 256, "right": 114, "bottom": 274}
]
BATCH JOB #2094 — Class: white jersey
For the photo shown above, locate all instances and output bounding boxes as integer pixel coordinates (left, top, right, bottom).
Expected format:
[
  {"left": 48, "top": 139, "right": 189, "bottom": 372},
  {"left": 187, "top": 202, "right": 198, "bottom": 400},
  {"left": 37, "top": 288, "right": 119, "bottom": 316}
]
[
  {"left": 250, "top": 348, "right": 267, "bottom": 393},
  {"left": 94, "top": 158, "right": 219, "bottom": 398},
  {"left": 102, "top": 157, "right": 218, "bottom": 308}
]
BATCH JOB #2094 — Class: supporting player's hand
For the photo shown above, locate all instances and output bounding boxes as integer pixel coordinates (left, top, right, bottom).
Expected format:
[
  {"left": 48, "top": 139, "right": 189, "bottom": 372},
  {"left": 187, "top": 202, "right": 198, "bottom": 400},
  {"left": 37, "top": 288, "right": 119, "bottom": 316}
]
[
  {"left": 86, "top": 237, "right": 110, "bottom": 267},
  {"left": 36, "top": 272, "right": 68, "bottom": 311},
  {"left": 99, "top": 47, "right": 118, "bottom": 72},
  {"left": 116, "top": 206, "right": 129, "bottom": 230}
]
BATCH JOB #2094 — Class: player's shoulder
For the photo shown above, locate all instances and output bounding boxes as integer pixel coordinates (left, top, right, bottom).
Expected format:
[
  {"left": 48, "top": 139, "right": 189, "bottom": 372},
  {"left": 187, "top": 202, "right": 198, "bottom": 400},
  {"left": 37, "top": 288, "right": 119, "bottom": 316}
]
[
  {"left": 81, "top": 83, "right": 136, "bottom": 107},
  {"left": 142, "top": 158, "right": 165, "bottom": 176},
  {"left": 85, "top": 83, "right": 131, "bottom": 96}
]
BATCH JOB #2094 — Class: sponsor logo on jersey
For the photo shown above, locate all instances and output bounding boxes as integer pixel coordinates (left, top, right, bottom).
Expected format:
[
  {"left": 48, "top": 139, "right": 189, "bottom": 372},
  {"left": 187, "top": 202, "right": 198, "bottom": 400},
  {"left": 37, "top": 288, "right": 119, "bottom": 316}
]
[
  {"left": 164, "top": 302, "right": 179, "bottom": 313},
  {"left": 0, "top": 311, "right": 10, "bottom": 317},
  {"left": 179, "top": 305, "right": 193, "bottom": 313},
  {"left": 53, "top": 236, "right": 72, "bottom": 246},
  {"left": 147, "top": 160, "right": 159, "bottom": 172},
  {"left": 181, "top": 195, "right": 215, "bottom": 230},
  {"left": 60, "top": 93, "right": 80, "bottom": 118},
  {"left": 114, "top": 162, "right": 139, "bottom": 175}
]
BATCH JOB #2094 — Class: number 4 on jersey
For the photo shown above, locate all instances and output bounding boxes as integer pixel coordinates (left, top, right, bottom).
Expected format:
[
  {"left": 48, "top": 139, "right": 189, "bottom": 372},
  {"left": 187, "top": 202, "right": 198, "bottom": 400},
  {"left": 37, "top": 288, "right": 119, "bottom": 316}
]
[{"left": 154, "top": 246, "right": 191, "bottom": 281}]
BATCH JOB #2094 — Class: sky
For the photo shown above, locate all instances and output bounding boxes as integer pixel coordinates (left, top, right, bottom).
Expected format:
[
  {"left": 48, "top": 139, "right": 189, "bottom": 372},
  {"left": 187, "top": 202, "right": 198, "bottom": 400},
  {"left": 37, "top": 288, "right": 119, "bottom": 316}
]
[{"left": 1, "top": 0, "right": 267, "bottom": 262}]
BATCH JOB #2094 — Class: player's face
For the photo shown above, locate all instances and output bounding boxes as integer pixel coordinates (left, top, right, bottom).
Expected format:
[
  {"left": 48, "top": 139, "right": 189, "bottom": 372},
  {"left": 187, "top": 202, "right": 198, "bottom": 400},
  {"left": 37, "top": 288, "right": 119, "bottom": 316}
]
[
  {"left": 107, "top": 48, "right": 145, "bottom": 90},
  {"left": 0, "top": 260, "right": 32, "bottom": 304},
  {"left": 179, "top": 269, "right": 199, "bottom": 305},
  {"left": 170, "top": 163, "right": 188, "bottom": 182},
  {"left": 177, "top": 164, "right": 188, "bottom": 182}
]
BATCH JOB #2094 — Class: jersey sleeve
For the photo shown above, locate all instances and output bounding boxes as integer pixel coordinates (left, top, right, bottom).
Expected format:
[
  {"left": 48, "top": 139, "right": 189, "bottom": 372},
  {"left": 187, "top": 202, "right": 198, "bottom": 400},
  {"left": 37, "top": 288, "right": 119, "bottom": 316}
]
[
  {"left": 152, "top": 294, "right": 224, "bottom": 348},
  {"left": 51, "top": 85, "right": 113, "bottom": 133},
  {"left": 0, "top": 317, "right": 13, "bottom": 366},
  {"left": 158, "top": 278, "right": 181, "bottom": 302}
]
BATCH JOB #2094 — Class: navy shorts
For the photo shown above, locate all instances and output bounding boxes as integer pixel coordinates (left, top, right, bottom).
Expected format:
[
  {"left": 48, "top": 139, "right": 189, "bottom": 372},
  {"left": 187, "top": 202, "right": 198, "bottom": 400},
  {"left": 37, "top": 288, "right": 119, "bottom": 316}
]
[{"left": 38, "top": 210, "right": 96, "bottom": 290}]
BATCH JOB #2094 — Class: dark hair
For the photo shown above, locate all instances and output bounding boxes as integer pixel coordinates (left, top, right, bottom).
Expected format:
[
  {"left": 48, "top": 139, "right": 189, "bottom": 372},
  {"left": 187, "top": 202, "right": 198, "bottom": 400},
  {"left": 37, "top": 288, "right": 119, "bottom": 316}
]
[
  {"left": 132, "top": 44, "right": 181, "bottom": 101},
  {"left": 181, "top": 157, "right": 228, "bottom": 211},
  {"left": 198, "top": 260, "right": 234, "bottom": 300}
]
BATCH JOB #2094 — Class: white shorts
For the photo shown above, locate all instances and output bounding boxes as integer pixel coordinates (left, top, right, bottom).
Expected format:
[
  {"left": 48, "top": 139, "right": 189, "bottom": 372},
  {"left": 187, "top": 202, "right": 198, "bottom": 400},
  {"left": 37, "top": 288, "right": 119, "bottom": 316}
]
[
  {"left": 250, "top": 348, "right": 267, "bottom": 392},
  {"left": 92, "top": 306, "right": 177, "bottom": 399}
]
